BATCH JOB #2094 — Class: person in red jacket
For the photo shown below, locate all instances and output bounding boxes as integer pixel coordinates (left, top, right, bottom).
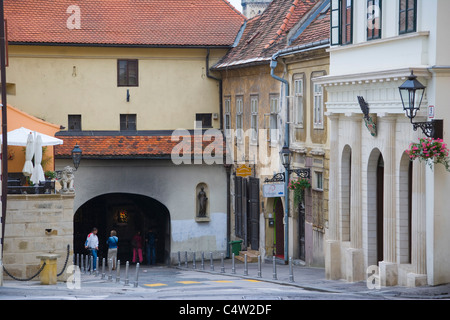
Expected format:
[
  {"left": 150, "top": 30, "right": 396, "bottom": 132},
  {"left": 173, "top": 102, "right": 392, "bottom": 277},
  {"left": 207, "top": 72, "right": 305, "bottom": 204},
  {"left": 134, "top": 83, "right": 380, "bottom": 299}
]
[{"left": 131, "top": 231, "right": 143, "bottom": 264}]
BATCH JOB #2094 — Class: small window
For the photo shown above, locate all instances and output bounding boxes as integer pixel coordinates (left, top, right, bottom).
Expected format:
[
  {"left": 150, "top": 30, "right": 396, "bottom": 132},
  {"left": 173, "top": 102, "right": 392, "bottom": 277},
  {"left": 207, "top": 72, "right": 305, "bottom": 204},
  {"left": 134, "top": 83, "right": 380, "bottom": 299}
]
[
  {"left": 224, "top": 97, "right": 231, "bottom": 136},
  {"left": 120, "top": 114, "right": 137, "bottom": 131},
  {"left": 196, "top": 113, "right": 212, "bottom": 128},
  {"left": 250, "top": 95, "right": 258, "bottom": 144},
  {"left": 68, "top": 115, "right": 81, "bottom": 131},
  {"left": 399, "top": 0, "right": 417, "bottom": 34},
  {"left": 293, "top": 76, "right": 304, "bottom": 127},
  {"left": 367, "top": 0, "right": 382, "bottom": 40},
  {"left": 269, "top": 94, "right": 279, "bottom": 143},
  {"left": 315, "top": 171, "right": 323, "bottom": 190},
  {"left": 330, "top": 0, "right": 353, "bottom": 45},
  {"left": 236, "top": 96, "right": 244, "bottom": 141},
  {"left": 118, "top": 59, "right": 138, "bottom": 87}
]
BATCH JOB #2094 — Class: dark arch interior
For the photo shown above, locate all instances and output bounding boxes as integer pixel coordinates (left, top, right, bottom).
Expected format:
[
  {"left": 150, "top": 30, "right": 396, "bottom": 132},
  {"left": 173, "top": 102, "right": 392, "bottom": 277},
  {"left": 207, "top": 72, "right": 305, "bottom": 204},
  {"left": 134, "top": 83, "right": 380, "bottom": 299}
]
[{"left": 74, "top": 193, "right": 170, "bottom": 265}]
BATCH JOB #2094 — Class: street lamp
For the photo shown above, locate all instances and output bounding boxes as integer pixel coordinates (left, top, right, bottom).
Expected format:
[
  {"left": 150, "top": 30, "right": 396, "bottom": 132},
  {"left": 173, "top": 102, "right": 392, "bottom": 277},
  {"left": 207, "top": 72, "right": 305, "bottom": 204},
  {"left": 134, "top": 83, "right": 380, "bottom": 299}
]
[
  {"left": 399, "top": 70, "right": 443, "bottom": 139},
  {"left": 71, "top": 143, "right": 82, "bottom": 171},
  {"left": 280, "top": 144, "right": 291, "bottom": 170}
]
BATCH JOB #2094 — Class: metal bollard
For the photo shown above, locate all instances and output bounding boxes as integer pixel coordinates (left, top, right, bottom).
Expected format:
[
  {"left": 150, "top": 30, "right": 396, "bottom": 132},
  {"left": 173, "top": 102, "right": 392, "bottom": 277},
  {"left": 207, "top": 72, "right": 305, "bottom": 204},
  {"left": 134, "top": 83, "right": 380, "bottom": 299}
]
[
  {"left": 201, "top": 252, "right": 205, "bottom": 270},
  {"left": 210, "top": 252, "right": 214, "bottom": 271},
  {"left": 96, "top": 257, "right": 99, "bottom": 276},
  {"left": 81, "top": 254, "right": 84, "bottom": 273},
  {"left": 124, "top": 261, "right": 130, "bottom": 286},
  {"left": 220, "top": 253, "right": 225, "bottom": 273},
  {"left": 133, "top": 262, "right": 140, "bottom": 288},
  {"left": 77, "top": 254, "right": 80, "bottom": 270},
  {"left": 289, "top": 257, "right": 294, "bottom": 283},
  {"left": 90, "top": 255, "right": 93, "bottom": 275},
  {"left": 272, "top": 256, "right": 277, "bottom": 280},
  {"left": 116, "top": 260, "right": 121, "bottom": 283},
  {"left": 231, "top": 253, "right": 236, "bottom": 274},
  {"left": 244, "top": 254, "right": 248, "bottom": 276},
  {"left": 193, "top": 252, "right": 197, "bottom": 269},
  {"left": 108, "top": 259, "right": 113, "bottom": 281},
  {"left": 101, "top": 258, "right": 106, "bottom": 279},
  {"left": 85, "top": 255, "right": 89, "bottom": 274},
  {"left": 185, "top": 251, "right": 188, "bottom": 268},
  {"left": 178, "top": 251, "right": 181, "bottom": 267},
  {"left": 257, "top": 255, "right": 262, "bottom": 278}
]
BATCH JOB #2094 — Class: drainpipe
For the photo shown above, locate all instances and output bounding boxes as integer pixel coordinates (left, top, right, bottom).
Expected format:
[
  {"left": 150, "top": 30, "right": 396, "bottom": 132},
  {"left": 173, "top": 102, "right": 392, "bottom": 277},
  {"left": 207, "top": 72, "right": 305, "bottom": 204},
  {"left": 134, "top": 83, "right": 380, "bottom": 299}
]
[
  {"left": 270, "top": 55, "right": 290, "bottom": 264},
  {"left": 206, "top": 49, "right": 231, "bottom": 257}
]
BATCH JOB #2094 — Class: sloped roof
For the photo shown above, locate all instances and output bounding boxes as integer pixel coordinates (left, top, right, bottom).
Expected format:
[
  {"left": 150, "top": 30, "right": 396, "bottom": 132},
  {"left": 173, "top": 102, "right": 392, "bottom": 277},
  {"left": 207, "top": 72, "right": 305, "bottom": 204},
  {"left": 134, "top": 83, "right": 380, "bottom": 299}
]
[
  {"left": 54, "top": 133, "right": 226, "bottom": 159},
  {"left": 5, "top": 0, "right": 246, "bottom": 47},
  {"left": 212, "top": 0, "right": 329, "bottom": 69}
]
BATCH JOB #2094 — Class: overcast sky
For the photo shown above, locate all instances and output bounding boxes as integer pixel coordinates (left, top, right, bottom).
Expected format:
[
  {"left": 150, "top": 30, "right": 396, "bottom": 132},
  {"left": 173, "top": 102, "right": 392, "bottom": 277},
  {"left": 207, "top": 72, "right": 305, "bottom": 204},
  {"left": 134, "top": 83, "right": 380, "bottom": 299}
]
[{"left": 228, "top": 0, "right": 242, "bottom": 12}]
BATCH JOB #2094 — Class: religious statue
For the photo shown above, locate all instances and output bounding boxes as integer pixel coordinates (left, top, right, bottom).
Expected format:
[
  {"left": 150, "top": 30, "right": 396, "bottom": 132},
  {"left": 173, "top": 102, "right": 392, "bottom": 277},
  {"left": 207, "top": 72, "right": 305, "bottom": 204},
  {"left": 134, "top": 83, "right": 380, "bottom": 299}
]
[{"left": 198, "top": 187, "right": 208, "bottom": 217}]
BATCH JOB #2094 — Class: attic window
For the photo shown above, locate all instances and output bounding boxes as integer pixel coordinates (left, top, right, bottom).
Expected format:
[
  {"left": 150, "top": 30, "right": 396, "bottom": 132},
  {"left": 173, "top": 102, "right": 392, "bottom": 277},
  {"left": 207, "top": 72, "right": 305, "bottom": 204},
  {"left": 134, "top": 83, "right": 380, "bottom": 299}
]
[{"left": 117, "top": 59, "right": 138, "bottom": 87}]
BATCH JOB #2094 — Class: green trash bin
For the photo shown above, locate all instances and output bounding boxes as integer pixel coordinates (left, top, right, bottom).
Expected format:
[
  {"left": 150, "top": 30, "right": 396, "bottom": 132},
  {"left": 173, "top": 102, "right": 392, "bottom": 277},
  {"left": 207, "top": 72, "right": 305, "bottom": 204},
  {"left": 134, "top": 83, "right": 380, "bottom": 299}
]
[{"left": 229, "top": 240, "right": 243, "bottom": 256}]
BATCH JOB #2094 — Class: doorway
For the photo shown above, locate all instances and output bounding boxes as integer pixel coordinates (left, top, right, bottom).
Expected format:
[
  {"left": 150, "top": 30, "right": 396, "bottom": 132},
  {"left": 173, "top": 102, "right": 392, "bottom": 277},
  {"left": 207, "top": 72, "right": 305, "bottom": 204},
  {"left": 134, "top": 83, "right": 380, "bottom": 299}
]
[
  {"left": 274, "top": 197, "right": 284, "bottom": 259},
  {"left": 376, "top": 154, "right": 384, "bottom": 263},
  {"left": 74, "top": 193, "right": 170, "bottom": 265}
]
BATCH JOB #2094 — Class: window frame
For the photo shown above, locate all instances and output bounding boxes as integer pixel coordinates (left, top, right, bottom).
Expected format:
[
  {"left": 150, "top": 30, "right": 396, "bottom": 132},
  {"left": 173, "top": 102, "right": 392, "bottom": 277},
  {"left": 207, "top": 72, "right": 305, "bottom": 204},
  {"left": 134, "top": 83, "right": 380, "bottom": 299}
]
[
  {"left": 399, "top": 0, "right": 417, "bottom": 35},
  {"left": 117, "top": 59, "right": 139, "bottom": 87},
  {"left": 250, "top": 95, "right": 259, "bottom": 145},
  {"left": 68, "top": 114, "right": 82, "bottom": 131},
  {"left": 224, "top": 97, "right": 231, "bottom": 137},
  {"left": 196, "top": 113, "right": 212, "bottom": 128},
  {"left": 293, "top": 74, "right": 305, "bottom": 128},
  {"left": 235, "top": 96, "right": 244, "bottom": 143},
  {"left": 330, "top": 0, "right": 353, "bottom": 46},
  {"left": 269, "top": 94, "right": 279, "bottom": 144},
  {"left": 312, "top": 71, "right": 325, "bottom": 130},
  {"left": 120, "top": 113, "right": 137, "bottom": 131},
  {"left": 367, "top": 0, "right": 382, "bottom": 41}
]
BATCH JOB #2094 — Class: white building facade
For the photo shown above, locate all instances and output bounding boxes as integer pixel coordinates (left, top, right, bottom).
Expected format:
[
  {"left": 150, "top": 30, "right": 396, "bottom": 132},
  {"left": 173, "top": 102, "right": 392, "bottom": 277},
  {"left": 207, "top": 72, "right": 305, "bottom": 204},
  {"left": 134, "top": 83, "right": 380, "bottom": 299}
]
[{"left": 317, "top": 0, "right": 450, "bottom": 286}]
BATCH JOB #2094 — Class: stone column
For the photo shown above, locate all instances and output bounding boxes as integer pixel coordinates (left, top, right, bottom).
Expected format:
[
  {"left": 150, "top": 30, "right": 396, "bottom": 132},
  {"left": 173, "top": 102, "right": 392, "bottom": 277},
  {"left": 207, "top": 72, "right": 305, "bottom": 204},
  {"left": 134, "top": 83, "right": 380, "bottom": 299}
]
[
  {"left": 379, "top": 115, "right": 398, "bottom": 286},
  {"left": 324, "top": 113, "right": 341, "bottom": 280},
  {"left": 407, "top": 160, "right": 427, "bottom": 287},
  {"left": 346, "top": 114, "right": 364, "bottom": 282}
]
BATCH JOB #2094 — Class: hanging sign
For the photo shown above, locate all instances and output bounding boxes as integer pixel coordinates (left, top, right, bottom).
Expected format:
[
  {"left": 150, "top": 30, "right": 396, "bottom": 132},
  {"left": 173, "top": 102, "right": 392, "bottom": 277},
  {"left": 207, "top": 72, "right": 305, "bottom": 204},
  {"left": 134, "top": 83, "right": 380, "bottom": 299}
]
[
  {"left": 236, "top": 164, "right": 252, "bottom": 177},
  {"left": 263, "top": 183, "right": 285, "bottom": 198}
]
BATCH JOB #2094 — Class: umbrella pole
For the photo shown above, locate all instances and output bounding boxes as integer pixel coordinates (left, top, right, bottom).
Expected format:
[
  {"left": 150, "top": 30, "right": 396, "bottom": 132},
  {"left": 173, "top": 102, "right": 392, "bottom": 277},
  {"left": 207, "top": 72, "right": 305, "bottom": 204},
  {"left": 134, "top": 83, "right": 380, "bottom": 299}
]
[{"left": 0, "top": 0, "right": 8, "bottom": 262}]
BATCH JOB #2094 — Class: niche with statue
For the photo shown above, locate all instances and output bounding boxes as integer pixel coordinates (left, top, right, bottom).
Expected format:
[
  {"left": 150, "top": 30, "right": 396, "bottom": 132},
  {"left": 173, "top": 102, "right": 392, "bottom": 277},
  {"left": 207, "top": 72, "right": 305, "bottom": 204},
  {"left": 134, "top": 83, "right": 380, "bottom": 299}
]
[{"left": 195, "top": 182, "right": 210, "bottom": 222}]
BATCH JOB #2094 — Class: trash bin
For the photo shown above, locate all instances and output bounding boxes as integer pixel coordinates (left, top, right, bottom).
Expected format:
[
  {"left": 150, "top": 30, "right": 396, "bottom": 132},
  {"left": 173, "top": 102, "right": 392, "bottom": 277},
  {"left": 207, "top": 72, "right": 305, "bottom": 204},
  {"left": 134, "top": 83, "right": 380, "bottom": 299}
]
[{"left": 229, "top": 240, "right": 243, "bottom": 256}]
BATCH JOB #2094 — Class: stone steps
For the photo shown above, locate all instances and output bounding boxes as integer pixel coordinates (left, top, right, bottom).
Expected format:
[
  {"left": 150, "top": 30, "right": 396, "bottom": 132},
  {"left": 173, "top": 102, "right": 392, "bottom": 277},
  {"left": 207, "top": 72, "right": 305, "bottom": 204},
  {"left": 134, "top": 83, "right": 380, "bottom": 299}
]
[{"left": 235, "top": 249, "right": 260, "bottom": 263}]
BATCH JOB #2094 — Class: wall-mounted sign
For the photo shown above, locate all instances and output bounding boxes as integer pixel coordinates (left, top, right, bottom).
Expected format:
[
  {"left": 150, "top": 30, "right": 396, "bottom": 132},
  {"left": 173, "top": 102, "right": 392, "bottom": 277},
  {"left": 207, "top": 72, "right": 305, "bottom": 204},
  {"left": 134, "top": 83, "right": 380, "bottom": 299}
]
[
  {"left": 236, "top": 164, "right": 252, "bottom": 177},
  {"left": 428, "top": 105, "right": 435, "bottom": 119},
  {"left": 263, "top": 183, "right": 285, "bottom": 198}
]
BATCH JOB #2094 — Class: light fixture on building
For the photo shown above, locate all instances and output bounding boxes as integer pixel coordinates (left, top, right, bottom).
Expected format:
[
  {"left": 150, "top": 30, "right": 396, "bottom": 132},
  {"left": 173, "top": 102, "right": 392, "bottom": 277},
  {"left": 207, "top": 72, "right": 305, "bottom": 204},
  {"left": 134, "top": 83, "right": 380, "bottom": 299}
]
[
  {"left": 71, "top": 143, "right": 82, "bottom": 171},
  {"left": 280, "top": 144, "right": 310, "bottom": 179},
  {"left": 399, "top": 71, "right": 443, "bottom": 139}
]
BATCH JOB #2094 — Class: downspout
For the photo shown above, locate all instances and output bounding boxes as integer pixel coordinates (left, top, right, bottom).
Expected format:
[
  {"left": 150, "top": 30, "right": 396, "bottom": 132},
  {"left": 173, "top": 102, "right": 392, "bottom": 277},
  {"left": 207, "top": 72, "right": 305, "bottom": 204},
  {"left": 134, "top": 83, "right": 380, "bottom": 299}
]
[
  {"left": 206, "top": 48, "right": 231, "bottom": 257},
  {"left": 270, "top": 54, "right": 290, "bottom": 264}
]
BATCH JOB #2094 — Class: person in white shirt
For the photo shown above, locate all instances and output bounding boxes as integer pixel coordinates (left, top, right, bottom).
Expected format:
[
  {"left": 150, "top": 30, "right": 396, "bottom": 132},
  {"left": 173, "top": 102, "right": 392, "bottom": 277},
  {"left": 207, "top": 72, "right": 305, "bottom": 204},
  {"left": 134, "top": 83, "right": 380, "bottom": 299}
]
[{"left": 85, "top": 227, "right": 99, "bottom": 271}]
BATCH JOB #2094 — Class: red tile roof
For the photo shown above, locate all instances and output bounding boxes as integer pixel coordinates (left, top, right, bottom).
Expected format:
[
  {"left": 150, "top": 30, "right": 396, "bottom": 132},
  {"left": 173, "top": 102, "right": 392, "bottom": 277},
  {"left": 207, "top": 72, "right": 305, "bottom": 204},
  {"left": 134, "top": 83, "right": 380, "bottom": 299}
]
[
  {"left": 54, "top": 133, "right": 226, "bottom": 159},
  {"left": 5, "top": 0, "right": 245, "bottom": 47},
  {"left": 212, "top": 0, "right": 329, "bottom": 69}
]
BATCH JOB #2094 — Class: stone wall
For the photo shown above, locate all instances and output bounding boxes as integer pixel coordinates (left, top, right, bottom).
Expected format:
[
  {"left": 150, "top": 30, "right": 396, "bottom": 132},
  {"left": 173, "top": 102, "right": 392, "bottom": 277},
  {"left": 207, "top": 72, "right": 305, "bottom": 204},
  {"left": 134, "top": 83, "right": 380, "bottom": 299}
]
[{"left": 2, "top": 194, "right": 74, "bottom": 281}]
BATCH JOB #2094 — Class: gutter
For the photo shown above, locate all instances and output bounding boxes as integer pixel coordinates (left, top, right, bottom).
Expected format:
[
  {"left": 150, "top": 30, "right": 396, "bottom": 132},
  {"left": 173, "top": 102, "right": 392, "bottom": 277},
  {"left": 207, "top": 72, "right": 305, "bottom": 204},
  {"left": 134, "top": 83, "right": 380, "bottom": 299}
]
[{"left": 270, "top": 55, "right": 290, "bottom": 264}]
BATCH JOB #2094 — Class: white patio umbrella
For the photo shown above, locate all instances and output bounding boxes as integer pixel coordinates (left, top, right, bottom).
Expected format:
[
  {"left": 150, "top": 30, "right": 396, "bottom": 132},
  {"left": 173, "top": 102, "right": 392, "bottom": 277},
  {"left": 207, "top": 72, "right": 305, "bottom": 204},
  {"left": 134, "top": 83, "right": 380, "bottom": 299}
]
[
  {"left": 0, "top": 127, "right": 63, "bottom": 146},
  {"left": 22, "top": 132, "right": 35, "bottom": 177},
  {"left": 30, "top": 134, "right": 45, "bottom": 185}
]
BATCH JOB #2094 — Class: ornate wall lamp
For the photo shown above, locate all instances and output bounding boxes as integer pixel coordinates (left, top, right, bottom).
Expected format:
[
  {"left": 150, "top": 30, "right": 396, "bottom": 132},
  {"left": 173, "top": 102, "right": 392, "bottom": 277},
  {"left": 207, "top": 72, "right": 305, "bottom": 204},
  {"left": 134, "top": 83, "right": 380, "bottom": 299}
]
[
  {"left": 399, "top": 71, "right": 443, "bottom": 139},
  {"left": 280, "top": 144, "right": 311, "bottom": 179}
]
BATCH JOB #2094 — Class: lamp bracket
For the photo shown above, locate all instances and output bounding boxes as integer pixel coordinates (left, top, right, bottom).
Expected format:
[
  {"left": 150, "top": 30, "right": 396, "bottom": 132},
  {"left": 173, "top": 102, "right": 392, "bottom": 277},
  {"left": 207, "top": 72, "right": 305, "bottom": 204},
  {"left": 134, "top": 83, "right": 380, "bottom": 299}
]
[
  {"left": 264, "top": 172, "right": 285, "bottom": 183},
  {"left": 411, "top": 119, "right": 441, "bottom": 139},
  {"left": 289, "top": 168, "right": 311, "bottom": 179}
]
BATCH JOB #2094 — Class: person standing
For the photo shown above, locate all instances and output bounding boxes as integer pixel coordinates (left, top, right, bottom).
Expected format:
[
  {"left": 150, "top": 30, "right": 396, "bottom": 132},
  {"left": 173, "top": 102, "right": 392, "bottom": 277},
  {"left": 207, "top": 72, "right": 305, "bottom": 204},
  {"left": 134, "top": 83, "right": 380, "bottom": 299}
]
[
  {"left": 106, "top": 230, "right": 119, "bottom": 270},
  {"left": 84, "top": 227, "right": 99, "bottom": 271},
  {"left": 131, "top": 231, "right": 143, "bottom": 264},
  {"left": 145, "top": 227, "right": 157, "bottom": 265}
]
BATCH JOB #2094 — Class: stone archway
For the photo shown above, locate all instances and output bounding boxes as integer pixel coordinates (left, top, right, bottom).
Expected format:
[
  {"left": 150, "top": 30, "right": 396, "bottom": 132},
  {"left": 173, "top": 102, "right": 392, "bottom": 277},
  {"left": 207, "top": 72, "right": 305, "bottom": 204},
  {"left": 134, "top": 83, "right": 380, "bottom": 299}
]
[{"left": 74, "top": 193, "right": 170, "bottom": 265}]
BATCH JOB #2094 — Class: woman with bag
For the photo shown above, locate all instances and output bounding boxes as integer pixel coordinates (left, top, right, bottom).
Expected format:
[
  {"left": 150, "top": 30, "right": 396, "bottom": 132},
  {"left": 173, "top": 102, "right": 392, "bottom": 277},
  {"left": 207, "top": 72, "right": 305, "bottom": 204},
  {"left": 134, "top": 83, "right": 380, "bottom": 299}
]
[{"left": 106, "top": 230, "right": 119, "bottom": 270}]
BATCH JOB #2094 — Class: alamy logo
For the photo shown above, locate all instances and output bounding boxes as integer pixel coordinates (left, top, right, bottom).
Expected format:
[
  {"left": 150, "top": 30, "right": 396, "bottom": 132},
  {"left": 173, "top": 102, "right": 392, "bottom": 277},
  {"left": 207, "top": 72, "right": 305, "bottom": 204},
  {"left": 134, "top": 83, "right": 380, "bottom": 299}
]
[
  {"left": 366, "top": 265, "right": 381, "bottom": 289},
  {"left": 67, "top": 5, "right": 81, "bottom": 30}
]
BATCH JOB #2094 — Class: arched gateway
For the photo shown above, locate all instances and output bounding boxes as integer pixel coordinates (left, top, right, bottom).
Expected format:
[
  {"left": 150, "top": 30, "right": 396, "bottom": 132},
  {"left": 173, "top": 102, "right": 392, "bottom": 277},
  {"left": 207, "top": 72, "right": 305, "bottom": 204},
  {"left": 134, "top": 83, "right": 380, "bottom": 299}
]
[{"left": 74, "top": 193, "right": 170, "bottom": 265}]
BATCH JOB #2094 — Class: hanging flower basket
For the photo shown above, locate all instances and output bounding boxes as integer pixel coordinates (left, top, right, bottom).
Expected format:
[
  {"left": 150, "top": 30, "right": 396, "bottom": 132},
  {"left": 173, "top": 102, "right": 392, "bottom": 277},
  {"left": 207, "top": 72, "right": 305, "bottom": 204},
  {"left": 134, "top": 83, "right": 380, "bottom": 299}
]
[
  {"left": 288, "top": 178, "right": 311, "bottom": 206},
  {"left": 406, "top": 137, "right": 450, "bottom": 172}
]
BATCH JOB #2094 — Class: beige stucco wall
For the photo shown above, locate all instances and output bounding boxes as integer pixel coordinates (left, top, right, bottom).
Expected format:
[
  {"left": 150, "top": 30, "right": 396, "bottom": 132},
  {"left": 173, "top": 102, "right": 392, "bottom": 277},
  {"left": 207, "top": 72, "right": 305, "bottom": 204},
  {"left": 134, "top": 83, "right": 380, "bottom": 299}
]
[
  {"left": 6, "top": 45, "right": 227, "bottom": 131},
  {"left": 2, "top": 194, "right": 75, "bottom": 282}
]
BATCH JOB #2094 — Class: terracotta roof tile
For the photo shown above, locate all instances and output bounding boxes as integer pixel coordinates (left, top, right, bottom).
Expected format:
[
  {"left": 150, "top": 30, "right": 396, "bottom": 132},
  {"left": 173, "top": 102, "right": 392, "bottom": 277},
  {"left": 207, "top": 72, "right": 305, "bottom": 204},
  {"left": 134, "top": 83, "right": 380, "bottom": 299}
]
[
  {"left": 5, "top": 0, "right": 245, "bottom": 47},
  {"left": 212, "top": 0, "right": 329, "bottom": 70},
  {"left": 54, "top": 134, "right": 226, "bottom": 159}
]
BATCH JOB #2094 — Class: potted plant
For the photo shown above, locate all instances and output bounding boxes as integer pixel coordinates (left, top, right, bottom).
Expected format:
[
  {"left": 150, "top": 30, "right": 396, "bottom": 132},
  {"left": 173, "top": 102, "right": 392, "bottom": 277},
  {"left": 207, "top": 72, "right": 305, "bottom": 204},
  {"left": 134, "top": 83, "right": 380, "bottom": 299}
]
[
  {"left": 406, "top": 137, "right": 450, "bottom": 172},
  {"left": 288, "top": 177, "right": 311, "bottom": 206}
]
